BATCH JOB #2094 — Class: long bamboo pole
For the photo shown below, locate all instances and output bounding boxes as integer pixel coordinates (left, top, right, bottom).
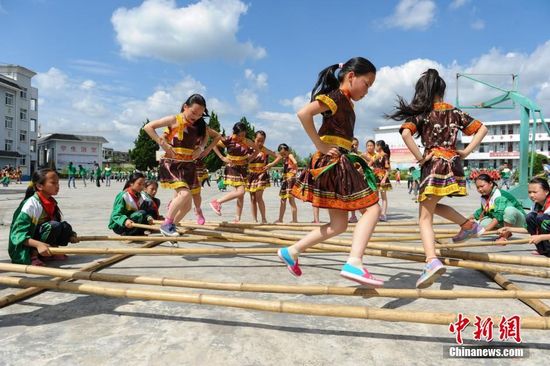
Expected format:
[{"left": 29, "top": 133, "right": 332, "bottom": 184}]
[
  {"left": 2, "top": 263, "right": 549, "bottom": 300},
  {"left": 75, "top": 235, "right": 228, "bottom": 243},
  {"left": 482, "top": 271, "right": 550, "bottom": 316},
  {"left": 0, "top": 239, "right": 164, "bottom": 308},
  {"left": 174, "top": 219, "right": 455, "bottom": 227},
  {"left": 1, "top": 275, "right": 548, "bottom": 329}
]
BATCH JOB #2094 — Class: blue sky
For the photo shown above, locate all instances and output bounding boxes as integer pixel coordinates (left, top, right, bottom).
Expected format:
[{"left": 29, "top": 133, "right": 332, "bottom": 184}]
[{"left": 1, "top": 0, "right": 549, "bottom": 156}]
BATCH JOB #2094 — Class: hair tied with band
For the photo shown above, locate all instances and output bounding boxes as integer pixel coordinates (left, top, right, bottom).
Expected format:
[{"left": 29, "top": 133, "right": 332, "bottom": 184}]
[{"left": 338, "top": 63, "right": 344, "bottom": 68}]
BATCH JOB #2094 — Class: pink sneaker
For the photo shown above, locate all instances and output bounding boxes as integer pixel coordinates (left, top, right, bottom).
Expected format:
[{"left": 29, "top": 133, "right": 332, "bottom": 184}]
[
  {"left": 340, "top": 263, "right": 384, "bottom": 287},
  {"left": 209, "top": 199, "right": 222, "bottom": 216},
  {"left": 196, "top": 209, "right": 206, "bottom": 225}
]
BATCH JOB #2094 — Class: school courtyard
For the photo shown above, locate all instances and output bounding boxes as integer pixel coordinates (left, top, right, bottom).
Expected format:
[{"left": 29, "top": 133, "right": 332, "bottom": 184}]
[{"left": 0, "top": 180, "right": 549, "bottom": 365}]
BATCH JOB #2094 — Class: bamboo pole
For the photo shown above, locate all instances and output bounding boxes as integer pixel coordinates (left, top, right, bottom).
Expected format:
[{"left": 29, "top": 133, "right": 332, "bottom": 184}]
[
  {"left": 75, "top": 235, "right": 228, "bottom": 243},
  {"left": 173, "top": 219, "right": 455, "bottom": 227},
  {"left": 482, "top": 271, "right": 550, "bottom": 317},
  {"left": 0, "top": 239, "right": 165, "bottom": 308},
  {"left": 2, "top": 263, "right": 550, "bottom": 300},
  {"left": 1, "top": 275, "right": 548, "bottom": 329}
]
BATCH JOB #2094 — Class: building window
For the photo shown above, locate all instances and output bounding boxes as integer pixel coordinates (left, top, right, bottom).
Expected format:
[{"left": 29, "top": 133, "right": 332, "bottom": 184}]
[
  {"left": 30, "top": 139, "right": 36, "bottom": 152},
  {"left": 30, "top": 118, "right": 37, "bottom": 132},
  {"left": 20, "top": 88, "right": 27, "bottom": 99},
  {"left": 20, "top": 130, "right": 27, "bottom": 142},
  {"left": 5, "top": 139, "right": 13, "bottom": 151},
  {"left": 5, "top": 116, "right": 13, "bottom": 129},
  {"left": 5, "top": 92, "right": 14, "bottom": 105},
  {"left": 30, "top": 98, "right": 37, "bottom": 111},
  {"left": 20, "top": 157, "right": 26, "bottom": 165},
  {"left": 20, "top": 108, "right": 27, "bottom": 120},
  {"left": 479, "top": 145, "right": 485, "bottom": 153}
]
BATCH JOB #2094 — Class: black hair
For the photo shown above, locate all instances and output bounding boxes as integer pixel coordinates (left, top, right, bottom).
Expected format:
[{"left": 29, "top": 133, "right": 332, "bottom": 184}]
[
  {"left": 25, "top": 168, "right": 58, "bottom": 200},
  {"left": 180, "top": 93, "right": 208, "bottom": 138},
  {"left": 278, "top": 143, "right": 290, "bottom": 152},
  {"left": 144, "top": 179, "right": 159, "bottom": 188},
  {"left": 233, "top": 122, "right": 247, "bottom": 135},
  {"left": 475, "top": 173, "right": 497, "bottom": 189},
  {"left": 366, "top": 139, "right": 375, "bottom": 146},
  {"left": 256, "top": 130, "right": 266, "bottom": 139},
  {"left": 376, "top": 140, "right": 391, "bottom": 158},
  {"left": 529, "top": 177, "right": 550, "bottom": 192},
  {"left": 310, "top": 57, "right": 376, "bottom": 101},
  {"left": 352, "top": 137, "right": 359, "bottom": 142},
  {"left": 387, "top": 68, "right": 447, "bottom": 136},
  {"left": 123, "top": 172, "right": 146, "bottom": 190}
]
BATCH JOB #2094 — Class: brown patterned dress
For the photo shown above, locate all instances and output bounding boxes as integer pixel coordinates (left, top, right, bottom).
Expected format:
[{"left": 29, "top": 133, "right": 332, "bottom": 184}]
[
  {"left": 372, "top": 153, "right": 393, "bottom": 191},
  {"left": 219, "top": 135, "right": 253, "bottom": 187},
  {"left": 246, "top": 148, "right": 271, "bottom": 192},
  {"left": 158, "top": 114, "right": 201, "bottom": 194},
  {"left": 291, "top": 89, "right": 379, "bottom": 210},
  {"left": 195, "top": 158, "right": 209, "bottom": 184},
  {"left": 399, "top": 102, "right": 483, "bottom": 202},
  {"left": 279, "top": 156, "right": 297, "bottom": 199}
]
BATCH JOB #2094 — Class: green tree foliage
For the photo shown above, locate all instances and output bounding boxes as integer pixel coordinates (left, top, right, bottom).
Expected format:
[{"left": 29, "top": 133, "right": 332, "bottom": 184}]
[
  {"left": 129, "top": 120, "right": 159, "bottom": 171},
  {"left": 203, "top": 111, "right": 224, "bottom": 172},
  {"left": 530, "top": 152, "right": 549, "bottom": 176},
  {"left": 239, "top": 116, "right": 257, "bottom": 140}
]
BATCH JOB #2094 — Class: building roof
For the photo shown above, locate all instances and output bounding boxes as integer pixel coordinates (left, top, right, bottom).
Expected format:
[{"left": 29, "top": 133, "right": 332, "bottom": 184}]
[
  {"left": 0, "top": 75, "right": 22, "bottom": 90},
  {"left": 0, "top": 150, "right": 23, "bottom": 158},
  {"left": 38, "top": 133, "right": 109, "bottom": 144}
]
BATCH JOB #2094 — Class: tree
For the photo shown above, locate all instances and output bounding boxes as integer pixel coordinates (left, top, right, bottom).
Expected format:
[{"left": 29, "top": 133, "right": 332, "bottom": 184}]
[
  {"left": 129, "top": 120, "right": 158, "bottom": 171},
  {"left": 239, "top": 116, "right": 256, "bottom": 140},
  {"left": 203, "top": 111, "right": 224, "bottom": 172}
]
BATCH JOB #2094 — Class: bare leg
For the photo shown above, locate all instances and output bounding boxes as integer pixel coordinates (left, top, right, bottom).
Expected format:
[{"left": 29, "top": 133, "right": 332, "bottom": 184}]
[
  {"left": 289, "top": 209, "right": 348, "bottom": 255},
  {"left": 418, "top": 196, "right": 442, "bottom": 260},
  {"left": 166, "top": 188, "right": 192, "bottom": 223},
  {"left": 275, "top": 198, "right": 286, "bottom": 223},
  {"left": 379, "top": 190, "right": 388, "bottom": 217},
  {"left": 313, "top": 206, "right": 320, "bottom": 223},
  {"left": 349, "top": 204, "right": 380, "bottom": 258},
  {"left": 250, "top": 192, "right": 258, "bottom": 222},
  {"left": 217, "top": 186, "right": 245, "bottom": 204},
  {"left": 256, "top": 190, "right": 267, "bottom": 223},
  {"left": 434, "top": 203, "right": 468, "bottom": 225},
  {"left": 193, "top": 192, "right": 202, "bottom": 213},
  {"left": 289, "top": 197, "right": 298, "bottom": 223},
  {"left": 235, "top": 186, "right": 245, "bottom": 222}
]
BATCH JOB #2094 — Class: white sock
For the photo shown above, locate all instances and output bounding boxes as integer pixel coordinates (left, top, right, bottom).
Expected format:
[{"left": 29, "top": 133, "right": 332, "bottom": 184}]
[{"left": 346, "top": 257, "right": 363, "bottom": 268}]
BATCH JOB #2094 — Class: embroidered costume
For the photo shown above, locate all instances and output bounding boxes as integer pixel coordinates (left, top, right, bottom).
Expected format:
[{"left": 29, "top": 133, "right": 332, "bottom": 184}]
[
  {"left": 399, "top": 102, "right": 483, "bottom": 202},
  {"left": 246, "top": 148, "right": 271, "bottom": 192},
  {"left": 372, "top": 153, "right": 393, "bottom": 191},
  {"left": 291, "top": 89, "right": 378, "bottom": 210},
  {"left": 219, "top": 135, "right": 253, "bottom": 187},
  {"left": 279, "top": 156, "right": 297, "bottom": 199}
]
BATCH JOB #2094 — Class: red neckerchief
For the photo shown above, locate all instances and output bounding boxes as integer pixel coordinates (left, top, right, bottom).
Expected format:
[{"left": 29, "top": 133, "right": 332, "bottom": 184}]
[
  {"left": 37, "top": 191, "right": 57, "bottom": 221},
  {"left": 126, "top": 188, "right": 141, "bottom": 209},
  {"left": 537, "top": 195, "right": 550, "bottom": 214}
]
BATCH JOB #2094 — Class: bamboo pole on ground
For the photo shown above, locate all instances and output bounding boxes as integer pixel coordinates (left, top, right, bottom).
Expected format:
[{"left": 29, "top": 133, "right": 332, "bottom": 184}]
[
  {"left": 75, "top": 235, "right": 228, "bottom": 243},
  {"left": 482, "top": 271, "right": 550, "bottom": 317},
  {"left": 173, "top": 219, "right": 455, "bottom": 227},
  {"left": 0, "top": 239, "right": 165, "bottom": 308},
  {"left": 2, "top": 262, "right": 550, "bottom": 300},
  {"left": 1, "top": 275, "right": 548, "bottom": 329}
]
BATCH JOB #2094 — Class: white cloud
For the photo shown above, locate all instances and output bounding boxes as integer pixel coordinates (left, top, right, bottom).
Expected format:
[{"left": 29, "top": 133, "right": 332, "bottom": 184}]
[
  {"left": 73, "top": 96, "right": 108, "bottom": 117},
  {"left": 111, "top": 0, "right": 266, "bottom": 63},
  {"left": 280, "top": 92, "right": 311, "bottom": 112},
  {"left": 236, "top": 88, "right": 260, "bottom": 113},
  {"left": 80, "top": 80, "right": 96, "bottom": 90},
  {"left": 69, "top": 59, "right": 117, "bottom": 75},
  {"left": 450, "top": 0, "right": 469, "bottom": 9},
  {"left": 244, "top": 69, "right": 268, "bottom": 90},
  {"left": 34, "top": 67, "right": 68, "bottom": 93},
  {"left": 383, "top": 0, "right": 436, "bottom": 30},
  {"left": 471, "top": 19, "right": 485, "bottom": 30}
]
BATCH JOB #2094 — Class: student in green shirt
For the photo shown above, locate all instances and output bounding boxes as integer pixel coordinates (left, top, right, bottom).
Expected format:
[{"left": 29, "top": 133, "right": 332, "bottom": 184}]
[
  {"left": 471, "top": 173, "right": 526, "bottom": 242},
  {"left": 78, "top": 164, "right": 87, "bottom": 187},
  {"left": 108, "top": 172, "right": 153, "bottom": 236},
  {"left": 67, "top": 162, "right": 77, "bottom": 188},
  {"left": 9, "top": 169, "right": 77, "bottom": 266}
]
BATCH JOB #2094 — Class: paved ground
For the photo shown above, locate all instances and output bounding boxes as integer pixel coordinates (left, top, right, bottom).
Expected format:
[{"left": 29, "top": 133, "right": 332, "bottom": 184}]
[{"left": 0, "top": 179, "right": 548, "bottom": 365}]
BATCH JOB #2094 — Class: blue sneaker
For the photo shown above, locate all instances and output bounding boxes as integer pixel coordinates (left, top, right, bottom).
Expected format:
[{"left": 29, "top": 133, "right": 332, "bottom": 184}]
[
  {"left": 160, "top": 223, "right": 179, "bottom": 237},
  {"left": 277, "top": 248, "right": 302, "bottom": 277},
  {"left": 452, "top": 221, "right": 484, "bottom": 243},
  {"left": 340, "top": 263, "right": 384, "bottom": 287},
  {"left": 416, "top": 259, "right": 446, "bottom": 289}
]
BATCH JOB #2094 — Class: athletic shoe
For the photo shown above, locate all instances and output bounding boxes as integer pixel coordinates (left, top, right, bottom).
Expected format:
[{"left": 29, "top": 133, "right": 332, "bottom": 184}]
[
  {"left": 348, "top": 215, "right": 358, "bottom": 223},
  {"left": 340, "top": 263, "right": 384, "bottom": 287},
  {"left": 160, "top": 223, "right": 179, "bottom": 237},
  {"left": 416, "top": 259, "right": 446, "bottom": 289},
  {"left": 452, "top": 221, "right": 484, "bottom": 243},
  {"left": 379, "top": 215, "right": 387, "bottom": 222},
  {"left": 209, "top": 199, "right": 222, "bottom": 216},
  {"left": 277, "top": 247, "right": 302, "bottom": 277}
]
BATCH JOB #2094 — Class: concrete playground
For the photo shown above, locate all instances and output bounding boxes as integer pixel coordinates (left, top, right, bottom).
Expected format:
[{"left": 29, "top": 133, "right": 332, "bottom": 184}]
[{"left": 0, "top": 179, "right": 549, "bottom": 365}]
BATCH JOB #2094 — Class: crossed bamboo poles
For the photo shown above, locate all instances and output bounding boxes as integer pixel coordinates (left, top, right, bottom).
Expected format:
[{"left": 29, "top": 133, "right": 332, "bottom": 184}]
[{"left": 1, "top": 219, "right": 549, "bottom": 328}]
